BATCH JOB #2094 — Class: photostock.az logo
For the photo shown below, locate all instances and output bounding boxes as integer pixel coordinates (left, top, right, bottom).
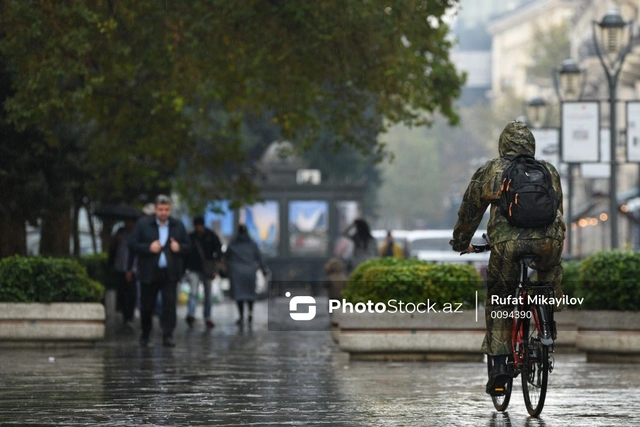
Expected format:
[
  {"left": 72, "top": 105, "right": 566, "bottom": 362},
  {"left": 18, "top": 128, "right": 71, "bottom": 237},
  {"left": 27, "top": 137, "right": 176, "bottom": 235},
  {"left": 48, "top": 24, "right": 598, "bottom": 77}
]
[{"left": 286, "top": 292, "right": 316, "bottom": 321}]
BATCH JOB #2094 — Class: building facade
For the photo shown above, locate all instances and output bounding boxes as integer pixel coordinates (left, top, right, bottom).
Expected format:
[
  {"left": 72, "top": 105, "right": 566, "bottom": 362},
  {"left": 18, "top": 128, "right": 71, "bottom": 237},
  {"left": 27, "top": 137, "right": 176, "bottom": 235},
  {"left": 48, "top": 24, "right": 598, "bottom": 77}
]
[
  {"left": 487, "top": 0, "right": 640, "bottom": 254},
  {"left": 487, "top": 0, "right": 577, "bottom": 103}
]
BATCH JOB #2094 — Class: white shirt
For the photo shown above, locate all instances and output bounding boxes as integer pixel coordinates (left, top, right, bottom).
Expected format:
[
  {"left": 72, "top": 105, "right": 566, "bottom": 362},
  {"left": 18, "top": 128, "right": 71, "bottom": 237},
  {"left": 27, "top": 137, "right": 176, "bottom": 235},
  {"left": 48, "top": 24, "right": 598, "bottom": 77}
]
[{"left": 157, "top": 218, "right": 169, "bottom": 268}]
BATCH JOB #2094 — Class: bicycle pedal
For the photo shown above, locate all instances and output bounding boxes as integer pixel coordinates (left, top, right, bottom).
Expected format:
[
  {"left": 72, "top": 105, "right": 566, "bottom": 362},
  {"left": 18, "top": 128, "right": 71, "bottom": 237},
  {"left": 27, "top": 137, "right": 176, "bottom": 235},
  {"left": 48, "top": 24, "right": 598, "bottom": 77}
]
[
  {"left": 492, "top": 387, "right": 506, "bottom": 395},
  {"left": 488, "top": 386, "right": 507, "bottom": 396}
]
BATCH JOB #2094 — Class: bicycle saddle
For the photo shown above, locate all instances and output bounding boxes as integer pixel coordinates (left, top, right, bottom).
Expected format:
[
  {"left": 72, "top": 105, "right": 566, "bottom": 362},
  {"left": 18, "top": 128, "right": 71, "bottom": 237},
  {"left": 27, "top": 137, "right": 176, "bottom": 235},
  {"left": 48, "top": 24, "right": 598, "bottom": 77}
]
[{"left": 517, "top": 254, "right": 541, "bottom": 268}]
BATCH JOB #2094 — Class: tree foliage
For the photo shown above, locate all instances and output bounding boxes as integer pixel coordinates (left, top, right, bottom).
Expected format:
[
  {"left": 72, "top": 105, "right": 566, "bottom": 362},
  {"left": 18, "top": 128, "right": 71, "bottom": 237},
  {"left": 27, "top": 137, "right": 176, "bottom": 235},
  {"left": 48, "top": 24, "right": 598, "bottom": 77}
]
[
  {"left": 0, "top": 0, "right": 464, "bottom": 254},
  {"left": 526, "top": 21, "right": 570, "bottom": 82},
  {"left": 376, "top": 124, "right": 442, "bottom": 228},
  {"left": 1, "top": 0, "right": 463, "bottom": 183},
  {"left": 376, "top": 102, "right": 495, "bottom": 229}
]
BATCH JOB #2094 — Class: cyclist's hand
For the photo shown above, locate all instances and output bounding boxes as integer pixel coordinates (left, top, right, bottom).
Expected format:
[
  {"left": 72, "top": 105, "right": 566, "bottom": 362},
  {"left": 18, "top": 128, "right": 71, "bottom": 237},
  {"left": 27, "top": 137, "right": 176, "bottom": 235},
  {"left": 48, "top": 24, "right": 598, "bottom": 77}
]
[{"left": 460, "top": 245, "right": 474, "bottom": 255}]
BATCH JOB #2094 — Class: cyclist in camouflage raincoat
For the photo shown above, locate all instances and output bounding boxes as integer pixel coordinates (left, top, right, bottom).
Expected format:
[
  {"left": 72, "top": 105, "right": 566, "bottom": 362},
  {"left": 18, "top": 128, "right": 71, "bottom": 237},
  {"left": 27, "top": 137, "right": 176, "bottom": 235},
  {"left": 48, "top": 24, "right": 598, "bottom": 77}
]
[{"left": 450, "top": 121, "right": 566, "bottom": 393}]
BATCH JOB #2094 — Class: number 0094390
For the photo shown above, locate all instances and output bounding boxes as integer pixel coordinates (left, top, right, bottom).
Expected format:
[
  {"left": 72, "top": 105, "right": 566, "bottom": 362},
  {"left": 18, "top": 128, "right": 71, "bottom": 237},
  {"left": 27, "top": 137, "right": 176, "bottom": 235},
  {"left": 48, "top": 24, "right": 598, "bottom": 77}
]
[{"left": 490, "top": 310, "right": 532, "bottom": 319}]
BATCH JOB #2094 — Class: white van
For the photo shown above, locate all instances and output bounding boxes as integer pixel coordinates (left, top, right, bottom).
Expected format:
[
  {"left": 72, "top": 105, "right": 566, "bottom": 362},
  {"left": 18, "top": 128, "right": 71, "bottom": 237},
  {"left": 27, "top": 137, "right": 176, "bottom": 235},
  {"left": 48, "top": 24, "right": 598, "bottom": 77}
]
[{"left": 406, "top": 229, "right": 490, "bottom": 275}]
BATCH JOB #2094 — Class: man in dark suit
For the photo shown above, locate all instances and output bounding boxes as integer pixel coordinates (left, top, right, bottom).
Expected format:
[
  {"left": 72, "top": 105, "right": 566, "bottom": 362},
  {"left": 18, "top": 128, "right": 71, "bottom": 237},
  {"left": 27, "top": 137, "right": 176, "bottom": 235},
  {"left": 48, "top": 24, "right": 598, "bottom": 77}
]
[{"left": 128, "top": 194, "right": 191, "bottom": 347}]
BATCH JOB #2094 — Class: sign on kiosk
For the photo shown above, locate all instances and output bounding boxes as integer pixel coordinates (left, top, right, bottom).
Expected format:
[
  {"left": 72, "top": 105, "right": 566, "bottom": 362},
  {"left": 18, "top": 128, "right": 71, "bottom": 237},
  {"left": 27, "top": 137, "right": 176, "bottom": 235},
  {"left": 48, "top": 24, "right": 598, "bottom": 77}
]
[
  {"left": 627, "top": 102, "right": 640, "bottom": 162},
  {"left": 561, "top": 102, "right": 600, "bottom": 163},
  {"left": 581, "top": 129, "right": 611, "bottom": 179}
]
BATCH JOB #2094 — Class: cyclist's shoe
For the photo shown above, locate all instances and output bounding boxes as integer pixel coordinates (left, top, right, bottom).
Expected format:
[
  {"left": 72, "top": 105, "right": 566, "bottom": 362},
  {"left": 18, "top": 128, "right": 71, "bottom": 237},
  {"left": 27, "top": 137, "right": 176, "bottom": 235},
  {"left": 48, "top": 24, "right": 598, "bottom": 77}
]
[{"left": 486, "top": 359, "right": 510, "bottom": 396}]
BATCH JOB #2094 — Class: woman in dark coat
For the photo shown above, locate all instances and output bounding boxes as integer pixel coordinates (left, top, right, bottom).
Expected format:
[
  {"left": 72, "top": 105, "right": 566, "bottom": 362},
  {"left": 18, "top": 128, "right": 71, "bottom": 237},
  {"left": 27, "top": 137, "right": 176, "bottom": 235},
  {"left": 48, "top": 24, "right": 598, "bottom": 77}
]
[
  {"left": 224, "top": 225, "right": 268, "bottom": 325},
  {"left": 345, "top": 219, "right": 378, "bottom": 272}
]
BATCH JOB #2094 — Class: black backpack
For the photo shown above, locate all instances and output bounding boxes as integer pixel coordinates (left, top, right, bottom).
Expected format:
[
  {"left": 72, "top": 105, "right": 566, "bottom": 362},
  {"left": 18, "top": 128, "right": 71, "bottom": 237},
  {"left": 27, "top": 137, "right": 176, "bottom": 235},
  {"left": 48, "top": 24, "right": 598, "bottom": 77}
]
[{"left": 500, "top": 154, "right": 559, "bottom": 228}]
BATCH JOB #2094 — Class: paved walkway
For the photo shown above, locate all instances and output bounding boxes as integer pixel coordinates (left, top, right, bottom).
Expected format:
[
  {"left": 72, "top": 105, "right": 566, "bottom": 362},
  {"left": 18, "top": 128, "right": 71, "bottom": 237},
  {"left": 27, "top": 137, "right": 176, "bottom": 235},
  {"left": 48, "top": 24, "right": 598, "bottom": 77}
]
[{"left": 0, "top": 298, "right": 639, "bottom": 426}]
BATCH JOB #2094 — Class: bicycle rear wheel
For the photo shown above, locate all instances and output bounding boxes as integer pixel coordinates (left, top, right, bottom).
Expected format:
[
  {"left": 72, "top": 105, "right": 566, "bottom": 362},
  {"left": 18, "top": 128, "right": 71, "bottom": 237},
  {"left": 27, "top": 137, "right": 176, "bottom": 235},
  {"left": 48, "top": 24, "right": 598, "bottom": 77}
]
[
  {"left": 487, "top": 356, "right": 512, "bottom": 411},
  {"left": 521, "top": 317, "right": 549, "bottom": 417}
]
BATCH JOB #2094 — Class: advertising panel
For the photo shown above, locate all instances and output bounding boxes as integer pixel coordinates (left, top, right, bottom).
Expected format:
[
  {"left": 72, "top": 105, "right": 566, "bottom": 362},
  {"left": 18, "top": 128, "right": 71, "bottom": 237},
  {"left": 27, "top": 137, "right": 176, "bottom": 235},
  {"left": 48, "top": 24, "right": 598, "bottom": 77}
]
[
  {"left": 288, "top": 200, "right": 329, "bottom": 256},
  {"left": 239, "top": 201, "right": 280, "bottom": 257},
  {"left": 581, "top": 129, "right": 611, "bottom": 178},
  {"left": 561, "top": 102, "right": 600, "bottom": 163},
  {"left": 627, "top": 102, "right": 640, "bottom": 162}
]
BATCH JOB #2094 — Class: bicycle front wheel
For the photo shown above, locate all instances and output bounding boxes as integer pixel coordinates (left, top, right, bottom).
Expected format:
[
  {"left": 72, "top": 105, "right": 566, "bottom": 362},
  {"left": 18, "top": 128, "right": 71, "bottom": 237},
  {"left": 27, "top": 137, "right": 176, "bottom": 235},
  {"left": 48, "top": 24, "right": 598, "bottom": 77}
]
[
  {"left": 487, "top": 355, "right": 512, "bottom": 412},
  {"left": 521, "top": 317, "right": 549, "bottom": 417}
]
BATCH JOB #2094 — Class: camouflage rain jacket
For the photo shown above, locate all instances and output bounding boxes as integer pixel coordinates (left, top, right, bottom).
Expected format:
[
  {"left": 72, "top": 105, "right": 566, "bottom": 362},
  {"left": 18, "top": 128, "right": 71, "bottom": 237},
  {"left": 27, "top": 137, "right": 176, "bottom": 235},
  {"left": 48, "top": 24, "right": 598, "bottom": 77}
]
[{"left": 450, "top": 121, "right": 566, "bottom": 251}]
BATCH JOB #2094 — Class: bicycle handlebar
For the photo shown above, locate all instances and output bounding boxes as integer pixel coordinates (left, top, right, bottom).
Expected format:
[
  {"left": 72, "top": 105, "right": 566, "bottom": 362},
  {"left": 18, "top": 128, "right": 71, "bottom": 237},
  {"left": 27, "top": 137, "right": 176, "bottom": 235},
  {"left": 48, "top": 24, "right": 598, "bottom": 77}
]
[
  {"left": 460, "top": 233, "right": 492, "bottom": 255},
  {"left": 470, "top": 243, "right": 491, "bottom": 253}
]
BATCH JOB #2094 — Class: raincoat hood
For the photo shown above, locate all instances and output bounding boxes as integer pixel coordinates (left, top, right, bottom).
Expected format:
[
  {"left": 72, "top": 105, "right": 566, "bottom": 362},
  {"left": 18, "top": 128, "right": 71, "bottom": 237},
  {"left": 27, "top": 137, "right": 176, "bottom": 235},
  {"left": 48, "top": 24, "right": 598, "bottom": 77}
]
[{"left": 498, "top": 121, "right": 535, "bottom": 157}]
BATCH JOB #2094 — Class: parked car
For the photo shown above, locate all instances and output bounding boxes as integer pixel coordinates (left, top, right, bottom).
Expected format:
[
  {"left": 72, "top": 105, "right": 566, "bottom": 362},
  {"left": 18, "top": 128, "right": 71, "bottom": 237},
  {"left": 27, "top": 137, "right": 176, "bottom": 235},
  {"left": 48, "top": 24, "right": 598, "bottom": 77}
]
[{"left": 406, "top": 229, "right": 490, "bottom": 277}]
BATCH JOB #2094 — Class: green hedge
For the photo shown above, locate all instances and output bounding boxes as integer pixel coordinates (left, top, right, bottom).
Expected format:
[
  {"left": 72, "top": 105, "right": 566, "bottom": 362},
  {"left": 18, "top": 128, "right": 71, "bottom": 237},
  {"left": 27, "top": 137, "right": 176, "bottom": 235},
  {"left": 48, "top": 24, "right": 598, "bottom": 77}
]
[
  {"left": 575, "top": 250, "right": 640, "bottom": 311},
  {"left": 343, "top": 258, "right": 484, "bottom": 309},
  {"left": 346, "top": 256, "right": 419, "bottom": 288},
  {"left": 0, "top": 256, "right": 105, "bottom": 303}
]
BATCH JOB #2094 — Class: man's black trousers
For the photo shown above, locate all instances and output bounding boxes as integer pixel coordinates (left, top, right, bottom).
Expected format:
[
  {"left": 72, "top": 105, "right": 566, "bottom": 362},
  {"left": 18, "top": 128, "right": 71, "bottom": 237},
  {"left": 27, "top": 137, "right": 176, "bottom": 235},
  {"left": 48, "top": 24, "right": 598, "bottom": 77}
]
[{"left": 140, "top": 269, "right": 177, "bottom": 339}]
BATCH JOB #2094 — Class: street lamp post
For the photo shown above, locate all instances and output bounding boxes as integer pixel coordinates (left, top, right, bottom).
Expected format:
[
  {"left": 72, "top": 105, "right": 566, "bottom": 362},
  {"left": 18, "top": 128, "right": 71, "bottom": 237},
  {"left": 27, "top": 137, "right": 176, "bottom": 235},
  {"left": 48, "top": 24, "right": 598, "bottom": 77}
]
[
  {"left": 593, "top": 8, "right": 634, "bottom": 249},
  {"left": 526, "top": 96, "right": 548, "bottom": 129},
  {"left": 555, "top": 58, "right": 585, "bottom": 256},
  {"left": 555, "top": 59, "right": 584, "bottom": 101}
]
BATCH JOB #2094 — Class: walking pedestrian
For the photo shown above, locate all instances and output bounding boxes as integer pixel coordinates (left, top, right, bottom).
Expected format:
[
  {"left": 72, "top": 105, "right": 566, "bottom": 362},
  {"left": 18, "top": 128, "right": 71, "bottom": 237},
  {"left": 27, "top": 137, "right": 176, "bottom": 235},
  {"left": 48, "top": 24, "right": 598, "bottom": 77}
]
[
  {"left": 184, "top": 215, "right": 223, "bottom": 329},
  {"left": 128, "top": 195, "right": 191, "bottom": 347},
  {"left": 344, "top": 219, "right": 378, "bottom": 272},
  {"left": 108, "top": 217, "right": 137, "bottom": 331},
  {"left": 134, "top": 203, "right": 164, "bottom": 319},
  {"left": 379, "top": 230, "right": 404, "bottom": 258},
  {"left": 224, "top": 224, "right": 268, "bottom": 326}
]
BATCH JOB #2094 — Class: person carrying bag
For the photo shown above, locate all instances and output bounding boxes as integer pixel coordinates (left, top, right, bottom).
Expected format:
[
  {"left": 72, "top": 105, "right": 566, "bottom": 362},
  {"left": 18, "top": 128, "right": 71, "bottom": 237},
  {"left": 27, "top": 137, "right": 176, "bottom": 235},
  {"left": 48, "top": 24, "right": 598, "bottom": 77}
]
[{"left": 184, "top": 216, "right": 223, "bottom": 329}]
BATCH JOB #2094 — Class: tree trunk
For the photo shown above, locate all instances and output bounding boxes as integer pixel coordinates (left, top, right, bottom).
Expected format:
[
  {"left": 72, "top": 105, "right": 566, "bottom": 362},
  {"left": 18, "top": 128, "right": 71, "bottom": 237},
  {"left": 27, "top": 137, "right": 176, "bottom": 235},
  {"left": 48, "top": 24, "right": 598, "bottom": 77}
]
[
  {"left": 86, "top": 203, "right": 98, "bottom": 254},
  {"left": 72, "top": 202, "right": 81, "bottom": 257},
  {"left": 0, "top": 214, "right": 27, "bottom": 258},
  {"left": 39, "top": 203, "right": 71, "bottom": 256}
]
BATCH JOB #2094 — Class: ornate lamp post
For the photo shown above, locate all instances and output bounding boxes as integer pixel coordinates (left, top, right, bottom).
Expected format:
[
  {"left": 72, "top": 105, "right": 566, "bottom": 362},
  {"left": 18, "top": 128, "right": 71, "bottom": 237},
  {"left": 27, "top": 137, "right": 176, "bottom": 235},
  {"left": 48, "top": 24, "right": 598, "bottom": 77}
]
[
  {"left": 555, "top": 59, "right": 584, "bottom": 101},
  {"left": 526, "top": 96, "right": 548, "bottom": 129},
  {"left": 592, "top": 8, "right": 634, "bottom": 249},
  {"left": 555, "top": 59, "right": 585, "bottom": 256}
]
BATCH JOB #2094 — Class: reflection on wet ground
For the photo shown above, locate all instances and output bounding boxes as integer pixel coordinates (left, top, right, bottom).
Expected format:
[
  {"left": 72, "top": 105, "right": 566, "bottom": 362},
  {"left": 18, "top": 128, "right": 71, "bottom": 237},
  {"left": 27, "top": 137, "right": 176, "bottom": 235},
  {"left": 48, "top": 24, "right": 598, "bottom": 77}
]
[{"left": 0, "top": 299, "right": 639, "bottom": 426}]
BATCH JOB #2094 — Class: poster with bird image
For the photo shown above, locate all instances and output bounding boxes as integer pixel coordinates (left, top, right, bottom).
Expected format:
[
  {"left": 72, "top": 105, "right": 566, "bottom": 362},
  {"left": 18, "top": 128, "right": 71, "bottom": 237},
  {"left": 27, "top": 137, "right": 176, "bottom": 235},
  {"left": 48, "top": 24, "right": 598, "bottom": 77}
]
[{"left": 288, "top": 200, "right": 329, "bottom": 256}]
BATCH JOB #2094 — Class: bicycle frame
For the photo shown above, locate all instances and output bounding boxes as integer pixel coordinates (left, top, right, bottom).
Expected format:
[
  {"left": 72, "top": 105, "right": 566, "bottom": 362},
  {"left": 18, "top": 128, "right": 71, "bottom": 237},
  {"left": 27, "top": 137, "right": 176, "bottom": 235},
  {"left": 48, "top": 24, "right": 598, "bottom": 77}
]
[{"left": 510, "top": 259, "right": 555, "bottom": 374}]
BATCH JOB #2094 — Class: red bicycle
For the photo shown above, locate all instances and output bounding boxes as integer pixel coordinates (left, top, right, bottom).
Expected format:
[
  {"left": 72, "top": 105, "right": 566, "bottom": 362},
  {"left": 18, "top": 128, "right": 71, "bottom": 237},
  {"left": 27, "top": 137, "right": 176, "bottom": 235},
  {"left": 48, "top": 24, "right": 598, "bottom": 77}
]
[{"left": 470, "top": 235, "right": 555, "bottom": 417}]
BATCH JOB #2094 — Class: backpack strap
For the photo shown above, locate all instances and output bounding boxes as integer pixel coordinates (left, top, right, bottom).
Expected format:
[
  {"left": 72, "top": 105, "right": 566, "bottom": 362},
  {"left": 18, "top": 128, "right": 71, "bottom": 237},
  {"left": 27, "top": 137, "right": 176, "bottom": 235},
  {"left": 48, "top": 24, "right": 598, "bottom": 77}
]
[{"left": 504, "top": 153, "right": 534, "bottom": 162}]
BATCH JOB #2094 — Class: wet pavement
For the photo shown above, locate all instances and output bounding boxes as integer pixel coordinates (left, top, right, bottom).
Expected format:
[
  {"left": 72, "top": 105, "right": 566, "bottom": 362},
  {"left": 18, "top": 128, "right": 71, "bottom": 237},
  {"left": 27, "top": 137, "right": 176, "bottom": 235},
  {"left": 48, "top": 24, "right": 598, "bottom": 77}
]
[{"left": 1, "top": 297, "right": 639, "bottom": 426}]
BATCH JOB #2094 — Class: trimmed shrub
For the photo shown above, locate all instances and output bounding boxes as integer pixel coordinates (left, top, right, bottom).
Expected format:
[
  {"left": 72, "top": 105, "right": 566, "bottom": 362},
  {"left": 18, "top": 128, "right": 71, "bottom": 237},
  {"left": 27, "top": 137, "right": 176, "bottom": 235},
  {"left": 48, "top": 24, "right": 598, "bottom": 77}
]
[
  {"left": 77, "top": 253, "right": 118, "bottom": 290},
  {"left": 343, "top": 258, "right": 484, "bottom": 309},
  {"left": 357, "top": 264, "right": 437, "bottom": 304},
  {"left": 423, "top": 263, "right": 486, "bottom": 308},
  {"left": 343, "top": 257, "right": 428, "bottom": 302},
  {"left": 0, "top": 255, "right": 104, "bottom": 303},
  {"left": 347, "top": 257, "right": 419, "bottom": 285},
  {"left": 576, "top": 250, "right": 640, "bottom": 311}
]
